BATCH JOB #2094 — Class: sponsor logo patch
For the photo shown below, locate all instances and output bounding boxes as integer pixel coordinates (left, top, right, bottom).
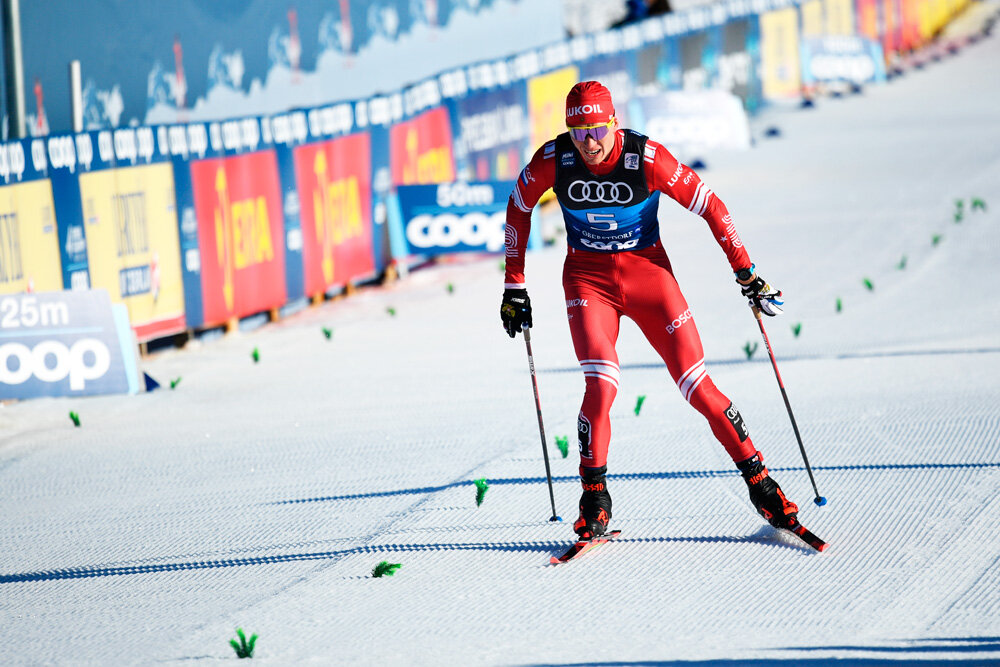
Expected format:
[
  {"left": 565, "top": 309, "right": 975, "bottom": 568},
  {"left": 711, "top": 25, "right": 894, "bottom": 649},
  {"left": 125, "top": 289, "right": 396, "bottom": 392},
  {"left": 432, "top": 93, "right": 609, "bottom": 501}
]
[
  {"left": 667, "top": 163, "right": 684, "bottom": 187},
  {"left": 725, "top": 402, "right": 750, "bottom": 442},
  {"left": 665, "top": 308, "right": 693, "bottom": 335},
  {"left": 561, "top": 151, "right": 576, "bottom": 167},
  {"left": 566, "top": 104, "right": 604, "bottom": 118},
  {"left": 624, "top": 153, "right": 639, "bottom": 170},
  {"left": 578, "top": 412, "right": 592, "bottom": 458}
]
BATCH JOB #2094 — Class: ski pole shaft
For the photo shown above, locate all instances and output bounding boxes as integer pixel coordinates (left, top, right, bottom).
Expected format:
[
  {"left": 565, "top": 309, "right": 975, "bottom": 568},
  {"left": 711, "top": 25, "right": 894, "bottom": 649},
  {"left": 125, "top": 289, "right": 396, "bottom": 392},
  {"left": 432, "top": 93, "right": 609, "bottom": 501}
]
[
  {"left": 751, "top": 307, "right": 826, "bottom": 505},
  {"left": 522, "top": 324, "right": 560, "bottom": 521}
]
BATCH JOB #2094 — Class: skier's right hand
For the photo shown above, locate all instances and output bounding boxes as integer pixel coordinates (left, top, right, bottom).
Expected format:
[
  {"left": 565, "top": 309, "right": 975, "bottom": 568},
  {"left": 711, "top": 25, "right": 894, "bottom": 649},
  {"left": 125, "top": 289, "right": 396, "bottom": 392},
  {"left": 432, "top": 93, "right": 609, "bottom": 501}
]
[
  {"left": 500, "top": 288, "right": 532, "bottom": 337},
  {"left": 736, "top": 267, "right": 783, "bottom": 316}
]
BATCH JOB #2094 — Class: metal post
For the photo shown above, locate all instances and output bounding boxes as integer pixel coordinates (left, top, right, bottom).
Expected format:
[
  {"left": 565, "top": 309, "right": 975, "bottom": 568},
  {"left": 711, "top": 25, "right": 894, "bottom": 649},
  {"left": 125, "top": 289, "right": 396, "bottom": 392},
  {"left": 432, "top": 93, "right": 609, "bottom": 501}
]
[
  {"left": 1, "top": 0, "right": 26, "bottom": 138},
  {"left": 69, "top": 60, "right": 82, "bottom": 133}
]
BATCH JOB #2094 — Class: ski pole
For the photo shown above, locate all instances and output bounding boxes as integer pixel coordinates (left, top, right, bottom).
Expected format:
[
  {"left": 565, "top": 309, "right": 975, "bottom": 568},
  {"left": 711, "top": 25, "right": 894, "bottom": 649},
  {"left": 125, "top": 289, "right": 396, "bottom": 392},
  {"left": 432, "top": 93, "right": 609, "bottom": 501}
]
[
  {"left": 750, "top": 306, "right": 827, "bottom": 506},
  {"left": 522, "top": 324, "right": 561, "bottom": 522}
]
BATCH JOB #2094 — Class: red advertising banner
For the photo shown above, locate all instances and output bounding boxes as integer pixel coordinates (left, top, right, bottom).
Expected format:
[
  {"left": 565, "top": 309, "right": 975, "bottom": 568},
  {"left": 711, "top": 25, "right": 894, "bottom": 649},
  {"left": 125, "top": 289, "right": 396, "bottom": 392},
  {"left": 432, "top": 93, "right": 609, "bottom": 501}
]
[
  {"left": 190, "top": 151, "right": 287, "bottom": 326},
  {"left": 899, "top": 0, "right": 924, "bottom": 50},
  {"left": 856, "top": 0, "right": 880, "bottom": 39},
  {"left": 880, "top": 0, "right": 902, "bottom": 57},
  {"left": 389, "top": 106, "right": 455, "bottom": 186},
  {"left": 293, "top": 132, "right": 375, "bottom": 297}
]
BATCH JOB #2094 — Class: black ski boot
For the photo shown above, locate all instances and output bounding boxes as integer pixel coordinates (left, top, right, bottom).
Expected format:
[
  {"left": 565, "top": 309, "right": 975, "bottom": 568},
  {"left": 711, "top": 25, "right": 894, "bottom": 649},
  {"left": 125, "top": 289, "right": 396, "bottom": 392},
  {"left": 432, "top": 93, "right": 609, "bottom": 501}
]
[
  {"left": 737, "top": 452, "right": 799, "bottom": 529},
  {"left": 573, "top": 466, "right": 612, "bottom": 539}
]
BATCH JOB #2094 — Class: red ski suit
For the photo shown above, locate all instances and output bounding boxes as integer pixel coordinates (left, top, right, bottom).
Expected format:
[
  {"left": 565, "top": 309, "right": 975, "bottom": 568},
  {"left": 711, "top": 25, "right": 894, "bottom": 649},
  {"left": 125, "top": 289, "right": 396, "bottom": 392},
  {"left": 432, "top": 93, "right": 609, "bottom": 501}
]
[{"left": 504, "top": 129, "right": 757, "bottom": 469}]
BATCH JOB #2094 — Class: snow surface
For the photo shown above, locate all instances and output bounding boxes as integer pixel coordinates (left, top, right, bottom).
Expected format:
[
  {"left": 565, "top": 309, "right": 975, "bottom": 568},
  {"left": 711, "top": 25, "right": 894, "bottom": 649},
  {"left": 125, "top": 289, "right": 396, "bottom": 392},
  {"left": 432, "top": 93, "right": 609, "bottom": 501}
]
[{"left": 2, "top": 30, "right": 1000, "bottom": 667}]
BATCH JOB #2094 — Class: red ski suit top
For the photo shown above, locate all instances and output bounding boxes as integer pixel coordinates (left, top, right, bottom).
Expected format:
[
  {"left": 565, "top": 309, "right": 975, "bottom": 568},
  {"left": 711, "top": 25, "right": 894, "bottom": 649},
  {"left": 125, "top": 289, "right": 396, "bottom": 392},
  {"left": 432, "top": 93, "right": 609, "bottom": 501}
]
[
  {"left": 504, "top": 129, "right": 758, "bottom": 470},
  {"left": 503, "top": 129, "right": 750, "bottom": 286}
]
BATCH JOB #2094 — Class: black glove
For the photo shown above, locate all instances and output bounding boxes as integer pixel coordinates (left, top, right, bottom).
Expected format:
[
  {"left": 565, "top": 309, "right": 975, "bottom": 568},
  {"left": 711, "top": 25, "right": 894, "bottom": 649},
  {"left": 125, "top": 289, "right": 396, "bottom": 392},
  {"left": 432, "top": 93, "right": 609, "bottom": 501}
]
[
  {"left": 500, "top": 288, "right": 532, "bottom": 337},
  {"left": 735, "top": 267, "right": 783, "bottom": 316}
]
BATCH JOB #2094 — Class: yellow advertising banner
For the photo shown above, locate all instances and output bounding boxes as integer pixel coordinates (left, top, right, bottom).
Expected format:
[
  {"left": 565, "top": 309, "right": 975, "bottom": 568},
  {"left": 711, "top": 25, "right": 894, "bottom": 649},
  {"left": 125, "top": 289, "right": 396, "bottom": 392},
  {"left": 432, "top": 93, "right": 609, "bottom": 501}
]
[
  {"left": 760, "top": 7, "right": 802, "bottom": 100},
  {"left": 802, "top": 0, "right": 825, "bottom": 37},
  {"left": 78, "top": 162, "right": 186, "bottom": 341},
  {"left": 0, "top": 180, "right": 62, "bottom": 295},
  {"left": 824, "top": 0, "right": 857, "bottom": 34},
  {"left": 528, "top": 66, "right": 581, "bottom": 154},
  {"left": 527, "top": 66, "right": 580, "bottom": 203}
]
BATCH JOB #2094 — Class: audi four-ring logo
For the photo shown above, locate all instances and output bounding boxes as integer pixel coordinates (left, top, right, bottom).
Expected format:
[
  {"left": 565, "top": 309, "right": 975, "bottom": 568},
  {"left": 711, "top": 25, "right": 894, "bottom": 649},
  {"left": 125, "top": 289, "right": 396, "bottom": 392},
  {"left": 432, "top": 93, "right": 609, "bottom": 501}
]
[{"left": 567, "top": 180, "right": 634, "bottom": 204}]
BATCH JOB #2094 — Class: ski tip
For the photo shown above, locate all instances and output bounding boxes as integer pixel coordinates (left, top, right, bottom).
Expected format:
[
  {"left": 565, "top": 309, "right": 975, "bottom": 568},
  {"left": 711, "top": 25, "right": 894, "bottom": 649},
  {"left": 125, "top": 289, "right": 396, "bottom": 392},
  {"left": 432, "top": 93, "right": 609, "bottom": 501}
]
[
  {"left": 816, "top": 541, "right": 829, "bottom": 552},
  {"left": 549, "top": 556, "right": 561, "bottom": 564},
  {"left": 814, "top": 496, "right": 828, "bottom": 506}
]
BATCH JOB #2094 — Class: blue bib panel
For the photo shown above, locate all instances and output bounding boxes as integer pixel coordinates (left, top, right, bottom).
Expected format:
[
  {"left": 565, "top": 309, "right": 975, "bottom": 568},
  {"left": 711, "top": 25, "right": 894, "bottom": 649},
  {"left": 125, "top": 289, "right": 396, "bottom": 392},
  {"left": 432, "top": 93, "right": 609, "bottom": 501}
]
[{"left": 553, "top": 130, "right": 661, "bottom": 253}]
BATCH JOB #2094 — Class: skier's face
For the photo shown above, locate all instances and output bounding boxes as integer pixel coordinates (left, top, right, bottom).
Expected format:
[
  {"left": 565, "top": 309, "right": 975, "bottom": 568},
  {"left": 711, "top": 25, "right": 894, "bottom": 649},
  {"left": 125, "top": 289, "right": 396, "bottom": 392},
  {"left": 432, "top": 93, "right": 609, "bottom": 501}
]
[{"left": 569, "top": 117, "right": 618, "bottom": 166}]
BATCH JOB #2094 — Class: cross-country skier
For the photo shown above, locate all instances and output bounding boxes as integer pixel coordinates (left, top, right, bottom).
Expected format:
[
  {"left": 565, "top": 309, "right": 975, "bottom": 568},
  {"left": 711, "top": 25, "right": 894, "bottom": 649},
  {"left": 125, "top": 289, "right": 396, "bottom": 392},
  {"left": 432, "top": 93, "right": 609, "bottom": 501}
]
[{"left": 500, "top": 81, "right": 799, "bottom": 539}]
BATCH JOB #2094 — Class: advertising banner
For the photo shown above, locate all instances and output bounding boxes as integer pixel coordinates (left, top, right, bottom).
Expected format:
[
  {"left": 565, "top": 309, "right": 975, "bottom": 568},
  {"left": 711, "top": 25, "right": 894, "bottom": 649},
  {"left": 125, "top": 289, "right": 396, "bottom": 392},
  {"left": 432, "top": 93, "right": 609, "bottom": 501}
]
[
  {"left": 802, "top": 0, "right": 826, "bottom": 36},
  {"left": 390, "top": 106, "right": 456, "bottom": 186},
  {"left": 0, "top": 179, "right": 62, "bottom": 295},
  {"left": 397, "top": 181, "right": 515, "bottom": 256},
  {"left": 879, "top": 0, "right": 903, "bottom": 57},
  {"left": 0, "top": 289, "right": 139, "bottom": 399},
  {"left": 857, "top": 0, "right": 880, "bottom": 39},
  {"left": 801, "top": 36, "right": 887, "bottom": 85},
  {"left": 77, "top": 162, "right": 186, "bottom": 342},
  {"left": 720, "top": 17, "right": 762, "bottom": 112},
  {"left": 826, "top": 0, "right": 858, "bottom": 34},
  {"left": 293, "top": 132, "right": 375, "bottom": 297},
  {"left": 190, "top": 150, "right": 287, "bottom": 327},
  {"left": 450, "top": 85, "right": 529, "bottom": 183},
  {"left": 899, "top": 0, "right": 925, "bottom": 49},
  {"left": 760, "top": 7, "right": 803, "bottom": 100},
  {"left": 636, "top": 40, "right": 677, "bottom": 92},
  {"left": 527, "top": 66, "right": 580, "bottom": 156},
  {"left": 679, "top": 30, "right": 716, "bottom": 92},
  {"left": 633, "top": 90, "right": 751, "bottom": 156},
  {"left": 580, "top": 54, "right": 635, "bottom": 126}
]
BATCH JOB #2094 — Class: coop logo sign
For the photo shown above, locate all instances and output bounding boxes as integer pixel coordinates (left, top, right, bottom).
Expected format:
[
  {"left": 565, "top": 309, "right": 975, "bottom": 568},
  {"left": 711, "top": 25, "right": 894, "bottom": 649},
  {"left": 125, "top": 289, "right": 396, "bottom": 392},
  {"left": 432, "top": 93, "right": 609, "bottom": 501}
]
[
  {"left": 0, "top": 290, "right": 137, "bottom": 400},
  {"left": 397, "top": 181, "right": 515, "bottom": 256},
  {"left": 406, "top": 211, "right": 506, "bottom": 253},
  {"left": 0, "top": 339, "right": 110, "bottom": 391}
]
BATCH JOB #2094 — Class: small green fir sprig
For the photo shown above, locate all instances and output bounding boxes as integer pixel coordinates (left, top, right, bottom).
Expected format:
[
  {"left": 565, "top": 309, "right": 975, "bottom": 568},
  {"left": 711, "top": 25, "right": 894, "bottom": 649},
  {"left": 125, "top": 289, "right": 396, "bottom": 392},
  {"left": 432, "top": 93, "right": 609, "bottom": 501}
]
[
  {"left": 474, "top": 478, "right": 489, "bottom": 506},
  {"left": 69, "top": 411, "right": 80, "bottom": 427},
  {"left": 555, "top": 435, "right": 569, "bottom": 458},
  {"left": 971, "top": 198, "right": 986, "bottom": 212},
  {"left": 836, "top": 298, "right": 843, "bottom": 313},
  {"left": 447, "top": 283, "right": 455, "bottom": 294},
  {"left": 229, "top": 628, "right": 258, "bottom": 659},
  {"left": 743, "top": 341, "right": 758, "bottom": 360},
  {"left": 251, "top": 347, "right": 260, "bottom": 363},
  {"left": 897, "top": 255, "right": 907, "bottom": 270},
  {"left": 372, "top": 561, "right": 402, "bottom": 578},
  {"left": 634, "top": 395, "right": 646, "bottom": 416},
  {"left": 932, "top": 234, "right": 942, "bottom": 246},
  {"left": 954, "top": 199, "right": 964, "bottom": 223},
  {"left": 170, "top": 377, "right": 181, "bottom": 389},
  {"left": 791, "top": 322, "right": 802, "bottom": 338},
  {"left": 322, "top": 327, "right": 333, "bottom": 339},
  {"left": 386, "top": 307, "right": 397, "bottom": 317},
  {"left": 862, "top": 277, "right": 874, "bottom": 292}
]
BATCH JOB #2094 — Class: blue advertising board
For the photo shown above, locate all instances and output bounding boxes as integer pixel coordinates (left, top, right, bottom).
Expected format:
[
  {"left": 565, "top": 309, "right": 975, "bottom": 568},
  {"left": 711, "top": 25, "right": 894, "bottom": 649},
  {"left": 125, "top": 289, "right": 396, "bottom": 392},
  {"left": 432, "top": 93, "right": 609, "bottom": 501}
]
[
  {"left": 448, "top": 84, "right": 529, "bottom": 183},
  {"left": 801, "top": 37, "right": 887, "bottom": 86},
  {"left": 396, "top": 181, "right": 516, "bottom": 256}
]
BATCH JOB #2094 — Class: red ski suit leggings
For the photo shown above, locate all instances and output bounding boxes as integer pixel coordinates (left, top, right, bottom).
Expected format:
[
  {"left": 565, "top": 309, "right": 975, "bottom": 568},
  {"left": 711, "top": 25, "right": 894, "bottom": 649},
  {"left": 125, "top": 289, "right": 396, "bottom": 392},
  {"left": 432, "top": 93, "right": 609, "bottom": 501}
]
[{"left": 563, "top": 242, "right": 756, "bottom": 469}]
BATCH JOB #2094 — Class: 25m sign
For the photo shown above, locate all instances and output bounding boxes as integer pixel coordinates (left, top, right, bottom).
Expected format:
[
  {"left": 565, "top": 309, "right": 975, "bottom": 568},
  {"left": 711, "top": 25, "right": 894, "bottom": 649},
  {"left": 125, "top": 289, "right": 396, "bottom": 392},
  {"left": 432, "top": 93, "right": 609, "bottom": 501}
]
[{"left": 0, "top": 290, "right": 138, "bottom": 399}]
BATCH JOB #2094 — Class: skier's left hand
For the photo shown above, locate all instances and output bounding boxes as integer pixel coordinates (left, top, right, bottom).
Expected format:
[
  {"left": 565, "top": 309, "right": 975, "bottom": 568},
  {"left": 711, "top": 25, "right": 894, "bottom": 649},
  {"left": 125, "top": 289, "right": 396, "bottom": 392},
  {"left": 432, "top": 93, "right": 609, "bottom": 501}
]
[
  {"left": 500, "top": 288, "right": 532, "bottom": 337},
  {"left": 736, "top": 267, "right": 783, "bottom": 316}
]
